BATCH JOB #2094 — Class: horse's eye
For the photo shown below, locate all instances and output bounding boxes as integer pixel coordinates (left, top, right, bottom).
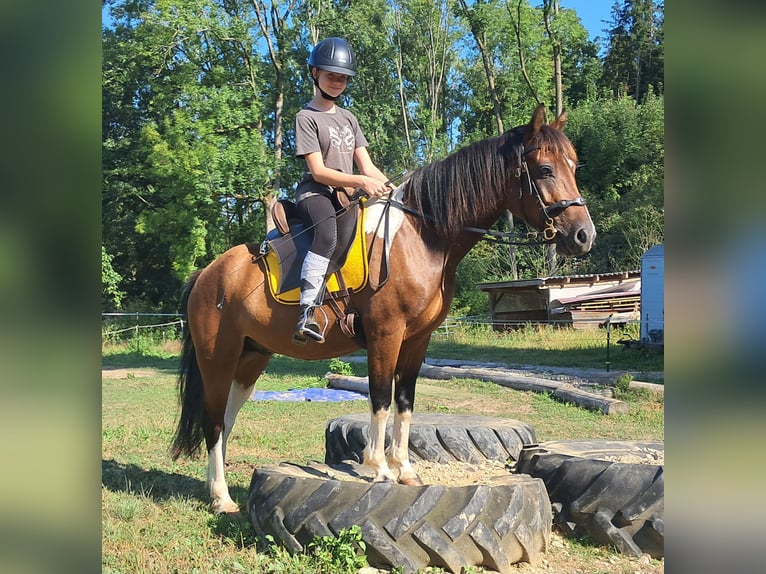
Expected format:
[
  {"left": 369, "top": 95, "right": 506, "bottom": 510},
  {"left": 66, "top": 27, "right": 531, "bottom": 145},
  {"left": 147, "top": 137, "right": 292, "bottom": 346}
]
[{"left": 538, "top": 165, "right": 553, "bottom": 178}]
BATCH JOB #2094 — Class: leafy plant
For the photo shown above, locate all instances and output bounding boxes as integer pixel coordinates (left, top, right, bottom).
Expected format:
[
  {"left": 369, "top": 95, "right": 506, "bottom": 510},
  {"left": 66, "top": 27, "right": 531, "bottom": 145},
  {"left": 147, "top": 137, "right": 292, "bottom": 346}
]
[
  {"left": 308, "top": 525, "right": 368, "bottom": 574},
  {"left": 328, "top": 358, "right": 354, "bottom": 376}
]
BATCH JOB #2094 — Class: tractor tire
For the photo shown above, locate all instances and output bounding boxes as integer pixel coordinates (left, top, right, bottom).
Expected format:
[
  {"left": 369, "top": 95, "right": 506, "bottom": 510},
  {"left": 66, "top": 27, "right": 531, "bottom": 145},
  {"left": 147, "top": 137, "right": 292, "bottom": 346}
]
[
  {"left": 515, "top": 439, "right": 664, "bottom": 558},
  {"left": 325, "top": 413, "right": 536, "bottom": 465},
  {"left": 247, "top": 461, "right": 551, "bottom": 574}
]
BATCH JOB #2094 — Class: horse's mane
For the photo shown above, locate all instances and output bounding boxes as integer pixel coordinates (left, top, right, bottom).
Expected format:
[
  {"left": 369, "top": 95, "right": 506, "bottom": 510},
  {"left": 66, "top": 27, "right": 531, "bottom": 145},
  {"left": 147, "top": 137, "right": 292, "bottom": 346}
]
[{"left": 402, "top": 123, "right": 577, "bottom": 240}]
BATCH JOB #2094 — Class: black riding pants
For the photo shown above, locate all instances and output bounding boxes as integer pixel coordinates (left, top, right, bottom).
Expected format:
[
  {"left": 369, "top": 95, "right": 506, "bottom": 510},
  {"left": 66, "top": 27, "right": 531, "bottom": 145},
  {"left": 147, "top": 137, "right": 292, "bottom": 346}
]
[{"left": 296, "top": 192, "right": 355, "bottom": 261}]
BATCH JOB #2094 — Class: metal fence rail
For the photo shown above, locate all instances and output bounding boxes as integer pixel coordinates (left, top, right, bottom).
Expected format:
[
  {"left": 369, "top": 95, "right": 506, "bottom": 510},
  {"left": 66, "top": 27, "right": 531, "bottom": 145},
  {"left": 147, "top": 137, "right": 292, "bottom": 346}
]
[{"left": 101, "top": 313, "right": 662, "bottom": 371}]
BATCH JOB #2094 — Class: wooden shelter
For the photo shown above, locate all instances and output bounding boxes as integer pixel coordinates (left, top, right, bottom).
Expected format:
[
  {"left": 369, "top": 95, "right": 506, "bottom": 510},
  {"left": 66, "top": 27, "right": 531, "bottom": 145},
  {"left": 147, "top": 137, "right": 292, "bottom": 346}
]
[{"left": 478, "top": 271, "right": 641, "bottom": 330}]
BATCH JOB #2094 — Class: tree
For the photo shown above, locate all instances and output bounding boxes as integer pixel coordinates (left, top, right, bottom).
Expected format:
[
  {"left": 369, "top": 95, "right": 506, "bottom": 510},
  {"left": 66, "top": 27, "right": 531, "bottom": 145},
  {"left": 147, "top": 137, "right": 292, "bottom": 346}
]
[
  {"left": 102, "top": 246, "right": 125, "bottom": 309},
  {"left": 102, "top": 0, "right": 664, "bottom": 312},
  {"left": 601, "top": 0, "right": 664, "bottom": 101},
  {"left": 251, "top": 0, "right": 300, "bottom": 229},
  {"left": 390, "top": 0, "right": 457, "bottom": 162},
  {"left": 565, "top": 94, "right": 664, "bottom": 271}
]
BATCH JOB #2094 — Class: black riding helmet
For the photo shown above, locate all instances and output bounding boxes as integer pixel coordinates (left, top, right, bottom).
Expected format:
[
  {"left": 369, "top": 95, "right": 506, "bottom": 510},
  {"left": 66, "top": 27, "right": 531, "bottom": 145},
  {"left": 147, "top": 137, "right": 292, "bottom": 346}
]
[{"left": 308, "top": 37, "right": 357, "bottom": 77}]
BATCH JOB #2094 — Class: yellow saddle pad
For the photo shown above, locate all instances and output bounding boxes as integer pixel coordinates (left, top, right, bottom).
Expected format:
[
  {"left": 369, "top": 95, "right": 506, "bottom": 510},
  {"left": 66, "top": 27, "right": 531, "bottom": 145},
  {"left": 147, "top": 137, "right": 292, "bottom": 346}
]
[{"left": 263, "top": 208, "right": 369, "bottom": 305}]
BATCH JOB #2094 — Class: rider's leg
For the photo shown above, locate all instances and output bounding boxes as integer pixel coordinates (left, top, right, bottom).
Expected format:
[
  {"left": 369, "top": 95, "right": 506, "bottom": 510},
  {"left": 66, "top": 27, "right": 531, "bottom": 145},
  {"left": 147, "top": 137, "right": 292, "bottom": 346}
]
[{"left": 294, "top": 194, "right": 337, "bottom": 344}]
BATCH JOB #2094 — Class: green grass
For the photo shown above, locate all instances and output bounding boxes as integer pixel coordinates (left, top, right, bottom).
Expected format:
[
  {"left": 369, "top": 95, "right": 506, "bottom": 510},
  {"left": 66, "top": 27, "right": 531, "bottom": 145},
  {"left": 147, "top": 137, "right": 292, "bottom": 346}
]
[
  {"left": 102, "top": 327, "right": 663, "bottom": 573},
  {"left": 428, "top": 322, "right": 663, "bottom": 377}
]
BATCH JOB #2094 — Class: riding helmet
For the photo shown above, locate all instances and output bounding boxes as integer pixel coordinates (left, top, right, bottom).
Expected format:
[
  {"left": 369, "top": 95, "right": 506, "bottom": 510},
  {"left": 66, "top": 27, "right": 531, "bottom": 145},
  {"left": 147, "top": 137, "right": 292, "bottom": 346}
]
[{"left": 307, "top": 37, "right": 357, "bottom": 77}]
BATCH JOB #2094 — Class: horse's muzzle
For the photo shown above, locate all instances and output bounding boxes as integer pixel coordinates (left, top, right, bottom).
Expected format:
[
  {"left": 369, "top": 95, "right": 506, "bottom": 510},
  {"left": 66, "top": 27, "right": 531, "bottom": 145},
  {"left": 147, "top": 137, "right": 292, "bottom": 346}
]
[{"left": 557, "top": 222, "right": 596, "bottom": 256}]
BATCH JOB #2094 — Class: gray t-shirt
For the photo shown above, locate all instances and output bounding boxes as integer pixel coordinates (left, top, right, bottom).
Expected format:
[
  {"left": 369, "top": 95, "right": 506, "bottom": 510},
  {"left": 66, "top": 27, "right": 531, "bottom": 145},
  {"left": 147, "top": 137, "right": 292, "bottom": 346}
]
[{"left": 295, "top": 105, "right": 369, "bottom": 201}]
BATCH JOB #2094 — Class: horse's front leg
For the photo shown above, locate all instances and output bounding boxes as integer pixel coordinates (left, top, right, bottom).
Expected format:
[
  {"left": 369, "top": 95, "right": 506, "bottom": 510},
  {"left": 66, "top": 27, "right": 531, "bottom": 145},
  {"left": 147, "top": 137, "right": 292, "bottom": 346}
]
[
  {"left": 389, "top": 407, "right": 423, "bottom": 486},
  {"left": 386, "top": 344, "right": 428, "bottom": 486},
  {"left": 363, "top": 400, "right": 398, "bottom": 483},
  {"left": 363, "top": 335, "right": 401, "bottom": 483}
]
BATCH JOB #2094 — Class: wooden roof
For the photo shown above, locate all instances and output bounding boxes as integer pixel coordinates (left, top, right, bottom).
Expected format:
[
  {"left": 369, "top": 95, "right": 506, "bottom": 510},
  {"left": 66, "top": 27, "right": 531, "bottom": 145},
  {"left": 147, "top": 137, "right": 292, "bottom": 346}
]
[{"left": 477, "top": 270, "right": 641, "bottom": 292}]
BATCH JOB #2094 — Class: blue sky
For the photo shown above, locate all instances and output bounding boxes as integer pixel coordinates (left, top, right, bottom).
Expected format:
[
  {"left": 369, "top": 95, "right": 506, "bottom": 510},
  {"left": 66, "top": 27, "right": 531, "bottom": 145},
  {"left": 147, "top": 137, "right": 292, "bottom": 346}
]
[
  {"left": 561, "top": 0, "right": 615, "bottom": 43},
  {"left": 104, "top": 1, "right": 616, "bottom": 45}
]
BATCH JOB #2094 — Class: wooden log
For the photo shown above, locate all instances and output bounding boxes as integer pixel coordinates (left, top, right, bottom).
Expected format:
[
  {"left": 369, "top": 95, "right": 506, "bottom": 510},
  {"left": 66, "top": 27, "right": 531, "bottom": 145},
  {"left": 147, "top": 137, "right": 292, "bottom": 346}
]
[
  {"left": 417, "top": 364, "right": 628, "bottom": 415},
  {"left": 327, "top": 365, "right": 629, "bottom": 415},
  {"left": 627, "top": 380, "right": 665, "bottom": 393},
  {"left": 326, "top": 373, "right": 370, "bottom": 395}
]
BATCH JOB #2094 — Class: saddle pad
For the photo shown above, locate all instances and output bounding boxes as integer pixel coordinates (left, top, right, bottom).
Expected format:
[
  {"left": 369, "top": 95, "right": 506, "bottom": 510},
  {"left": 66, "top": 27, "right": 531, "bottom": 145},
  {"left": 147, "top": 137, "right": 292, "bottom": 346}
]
[{"left": 262, "top": 208, "right": 369, "bottom": 305}]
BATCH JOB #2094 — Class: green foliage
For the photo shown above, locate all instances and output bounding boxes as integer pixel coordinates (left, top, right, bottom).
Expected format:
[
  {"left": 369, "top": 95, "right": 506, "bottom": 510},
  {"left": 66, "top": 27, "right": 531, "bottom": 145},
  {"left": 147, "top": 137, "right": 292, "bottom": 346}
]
[
  {"left": 308, "top": 525, "right": 368, "bottom": 574},
  {"left": 327, "top": 358, "right": 354, "bottom": 376},
  {"left": 565, "top": 94, "right": 664, "bottom": 272},
  {"left": 103, "top": 0, "right": 664, "bottom": 312},
  {"left": 615, "top": 373, "right": 634, "bottom": 392},
  {"left": 601, "top": 0, "right": 664, "bottom": 101},
  {"left": 102, "top": 245, "right": 125, "bottom": 309}
]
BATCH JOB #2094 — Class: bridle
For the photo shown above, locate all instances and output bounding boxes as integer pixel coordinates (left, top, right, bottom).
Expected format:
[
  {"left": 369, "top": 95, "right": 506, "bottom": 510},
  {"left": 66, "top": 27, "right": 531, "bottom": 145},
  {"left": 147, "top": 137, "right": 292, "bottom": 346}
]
[
  {"left": 454, "top": 144, "right": 586, "bottom": 246},
  {"left": 353, "top": 145, "right": 587, "bottom": 247},
  {"left": 511, "top": 144, "right": 587, "bottom": 242}
]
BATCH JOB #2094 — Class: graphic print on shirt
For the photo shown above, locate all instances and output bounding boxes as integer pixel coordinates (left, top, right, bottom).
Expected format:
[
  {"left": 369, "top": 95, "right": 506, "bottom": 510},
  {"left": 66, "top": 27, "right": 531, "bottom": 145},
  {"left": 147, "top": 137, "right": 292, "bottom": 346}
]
[{"left": 328, "top": 125, "right": 355, "bottom": 154}]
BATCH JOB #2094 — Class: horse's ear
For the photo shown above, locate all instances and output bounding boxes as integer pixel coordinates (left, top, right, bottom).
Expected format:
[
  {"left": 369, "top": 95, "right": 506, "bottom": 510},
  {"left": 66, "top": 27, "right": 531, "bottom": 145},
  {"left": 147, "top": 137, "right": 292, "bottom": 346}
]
[
  {"left": 527, "top": 103, "right": 547, "bottom": 141},
  {"left": 551, "top": 109, "right": 568, "bottom": 131}
]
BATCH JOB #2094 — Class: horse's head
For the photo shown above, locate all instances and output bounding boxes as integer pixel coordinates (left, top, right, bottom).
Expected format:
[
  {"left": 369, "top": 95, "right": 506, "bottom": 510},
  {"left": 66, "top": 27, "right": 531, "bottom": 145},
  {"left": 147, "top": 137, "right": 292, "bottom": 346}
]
[{"left": 512, "top": 104, "right": 596, "bottom": 256}]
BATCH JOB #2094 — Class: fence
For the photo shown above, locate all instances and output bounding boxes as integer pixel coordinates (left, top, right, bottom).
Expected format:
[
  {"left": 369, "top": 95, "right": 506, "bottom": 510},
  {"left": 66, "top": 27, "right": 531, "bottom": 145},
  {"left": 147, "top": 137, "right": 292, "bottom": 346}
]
[
  {"left": 103, "top": 312, "right": 661, "bottom": 372},
  {"left": 102, "top": 312, "right": 184, "bottom": 354}
]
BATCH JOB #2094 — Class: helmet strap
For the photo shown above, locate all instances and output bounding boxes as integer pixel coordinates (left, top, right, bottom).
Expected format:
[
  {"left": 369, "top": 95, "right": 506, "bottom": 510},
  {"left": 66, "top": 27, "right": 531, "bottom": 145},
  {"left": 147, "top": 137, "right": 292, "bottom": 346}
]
[
  {"left": 317, "top": 84, "right": 339, "bottom": 101},
  {"left": 312, "top": 72, "right": 339, "bottom": 101}
]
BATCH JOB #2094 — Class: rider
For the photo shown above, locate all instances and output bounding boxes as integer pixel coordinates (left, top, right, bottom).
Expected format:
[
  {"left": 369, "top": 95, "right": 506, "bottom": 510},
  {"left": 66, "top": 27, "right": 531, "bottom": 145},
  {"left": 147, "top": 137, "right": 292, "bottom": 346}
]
[{"left": 293, "top": 37, "right": 391, "bottom": 344}]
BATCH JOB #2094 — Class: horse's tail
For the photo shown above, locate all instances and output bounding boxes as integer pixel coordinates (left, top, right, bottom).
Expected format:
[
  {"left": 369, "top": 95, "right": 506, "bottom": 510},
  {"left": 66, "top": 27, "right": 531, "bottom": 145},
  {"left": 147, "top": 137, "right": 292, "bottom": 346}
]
[{"left": 171, "top": 270, "right": 206, "bottom": 460}]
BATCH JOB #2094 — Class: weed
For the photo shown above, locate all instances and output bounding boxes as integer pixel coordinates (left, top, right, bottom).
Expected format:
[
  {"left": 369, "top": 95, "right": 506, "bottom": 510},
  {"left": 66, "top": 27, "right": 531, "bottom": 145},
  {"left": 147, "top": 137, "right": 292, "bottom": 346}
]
[
  {"left": 308, "top": 525, "right": 368, "bottom": 574},
  {"left": 328, "top": 357, "right": 354, "bottom": 376},
  {"left": 615, "top": 373, "right": 633, "bottom": 392}
]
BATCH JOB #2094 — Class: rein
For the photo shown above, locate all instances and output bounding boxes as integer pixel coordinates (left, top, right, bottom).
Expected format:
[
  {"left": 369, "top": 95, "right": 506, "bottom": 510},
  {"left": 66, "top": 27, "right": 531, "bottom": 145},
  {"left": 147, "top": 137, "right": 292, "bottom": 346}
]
[{"left": 381, "top": 145, "right": 586, "bottom": 247}]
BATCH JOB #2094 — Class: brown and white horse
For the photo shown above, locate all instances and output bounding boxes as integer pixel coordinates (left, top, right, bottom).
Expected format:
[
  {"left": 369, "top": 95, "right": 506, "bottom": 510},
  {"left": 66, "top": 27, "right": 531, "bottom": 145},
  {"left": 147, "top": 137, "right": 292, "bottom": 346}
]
[{"left": 171, "top": 104, "right": 595, "bottom": 513}]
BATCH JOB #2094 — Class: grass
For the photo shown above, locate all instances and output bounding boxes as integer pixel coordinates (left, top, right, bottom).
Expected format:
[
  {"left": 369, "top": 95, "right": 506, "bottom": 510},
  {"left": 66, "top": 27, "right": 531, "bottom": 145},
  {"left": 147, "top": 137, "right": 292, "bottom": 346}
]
[
  {"left": 429, "top": 322, "right": 663, "bottom": 378},
  {"left": 102, "top": 326, "right": 663, "bottom": 573}
]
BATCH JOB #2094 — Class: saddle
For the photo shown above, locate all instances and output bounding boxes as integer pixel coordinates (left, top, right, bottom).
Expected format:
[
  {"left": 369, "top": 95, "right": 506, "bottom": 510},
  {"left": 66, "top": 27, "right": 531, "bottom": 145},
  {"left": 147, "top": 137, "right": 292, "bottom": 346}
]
[{"left": 259, "top": 190, "right": 369, "bottom": 338}]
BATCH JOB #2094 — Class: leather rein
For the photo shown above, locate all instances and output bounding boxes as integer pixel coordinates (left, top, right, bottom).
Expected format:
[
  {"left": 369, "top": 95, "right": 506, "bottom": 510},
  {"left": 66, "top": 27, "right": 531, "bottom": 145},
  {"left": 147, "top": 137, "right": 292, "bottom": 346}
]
[{"left": 373, "top": 145, "right": 586, "bottom": 247}]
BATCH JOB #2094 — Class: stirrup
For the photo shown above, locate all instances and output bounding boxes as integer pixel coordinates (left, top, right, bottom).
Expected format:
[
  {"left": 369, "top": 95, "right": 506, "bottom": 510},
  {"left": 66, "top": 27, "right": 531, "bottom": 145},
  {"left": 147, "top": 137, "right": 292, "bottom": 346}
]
[{"left": 293, "top": 305, "right": 326, "bottom": 345}]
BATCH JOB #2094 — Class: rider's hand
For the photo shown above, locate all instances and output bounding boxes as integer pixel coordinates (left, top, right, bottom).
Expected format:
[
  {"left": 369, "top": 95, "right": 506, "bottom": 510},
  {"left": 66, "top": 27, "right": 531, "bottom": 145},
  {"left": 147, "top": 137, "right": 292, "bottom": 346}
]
[{"left": 359, "top": 176, "right": 390, "bottom": 198}]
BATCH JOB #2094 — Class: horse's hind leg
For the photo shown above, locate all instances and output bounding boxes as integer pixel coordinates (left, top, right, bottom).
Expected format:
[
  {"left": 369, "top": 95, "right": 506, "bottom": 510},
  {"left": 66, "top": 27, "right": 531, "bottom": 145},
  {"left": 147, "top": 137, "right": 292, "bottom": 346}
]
[{"left": 203, "top": 348, "right": 271, "bottom": 514}]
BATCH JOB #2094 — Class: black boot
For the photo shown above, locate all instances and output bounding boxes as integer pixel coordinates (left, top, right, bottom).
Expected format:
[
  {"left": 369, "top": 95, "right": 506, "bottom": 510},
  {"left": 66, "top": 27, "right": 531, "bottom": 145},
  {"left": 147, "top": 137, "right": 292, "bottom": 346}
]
[{"left": 293, "top": 304, "right": 325, "bottom": 344}]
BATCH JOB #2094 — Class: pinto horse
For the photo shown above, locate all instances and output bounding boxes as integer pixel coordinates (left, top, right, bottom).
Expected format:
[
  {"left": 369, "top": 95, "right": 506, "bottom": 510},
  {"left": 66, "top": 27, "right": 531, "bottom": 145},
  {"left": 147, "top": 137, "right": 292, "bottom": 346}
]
[{"left": 171, "top": 104, "right": 595, "bottom": 513}]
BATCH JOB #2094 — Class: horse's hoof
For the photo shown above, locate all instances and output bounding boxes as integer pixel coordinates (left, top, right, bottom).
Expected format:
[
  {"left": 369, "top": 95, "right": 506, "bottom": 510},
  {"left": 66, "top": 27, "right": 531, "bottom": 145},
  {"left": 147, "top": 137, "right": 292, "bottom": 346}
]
[
  {"left": 398, "top": 475, "right": 424, "bottom": 487},
  {"left": 211, "top": 499, "right": 241, "bottom": 515},
  {"left": 373, "top": 475, "right": 396, "bottom": 484}
]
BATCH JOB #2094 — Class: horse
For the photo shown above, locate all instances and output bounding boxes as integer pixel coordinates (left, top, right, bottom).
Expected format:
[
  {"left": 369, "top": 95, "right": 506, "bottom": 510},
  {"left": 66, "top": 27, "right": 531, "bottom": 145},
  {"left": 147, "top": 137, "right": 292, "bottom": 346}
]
[{"left": 170, "top": 103, "right": 596, "bottom": 513}]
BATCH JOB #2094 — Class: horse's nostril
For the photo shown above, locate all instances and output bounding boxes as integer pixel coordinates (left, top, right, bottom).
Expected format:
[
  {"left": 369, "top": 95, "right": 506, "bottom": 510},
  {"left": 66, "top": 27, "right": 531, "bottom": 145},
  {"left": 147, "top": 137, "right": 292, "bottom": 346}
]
[{"left": 576, "top": 228, "right": 589, "bottom": 245}]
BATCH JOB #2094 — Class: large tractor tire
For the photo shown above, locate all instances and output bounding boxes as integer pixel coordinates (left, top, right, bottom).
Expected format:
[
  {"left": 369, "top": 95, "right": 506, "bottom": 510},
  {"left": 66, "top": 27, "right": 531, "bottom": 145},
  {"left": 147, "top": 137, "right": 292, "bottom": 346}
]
[
  {"left": 515, "top": 439, "right": 664, "bottom": 558},
  {"left": 325, "top": 413, "right": 536, "bottom": 465},
  {"left": 248, "top": 461, "right": 551, "bottom": 574}
]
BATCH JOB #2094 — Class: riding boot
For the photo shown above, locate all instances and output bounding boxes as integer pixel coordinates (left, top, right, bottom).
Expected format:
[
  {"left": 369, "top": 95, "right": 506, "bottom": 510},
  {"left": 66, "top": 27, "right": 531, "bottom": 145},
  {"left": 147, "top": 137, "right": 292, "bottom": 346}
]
[
  {"left": 295, "top": 304, "right": 325, "bottom": 344},
  {"left": 293, "top": 251, "right": 330, "bottom": 345}
]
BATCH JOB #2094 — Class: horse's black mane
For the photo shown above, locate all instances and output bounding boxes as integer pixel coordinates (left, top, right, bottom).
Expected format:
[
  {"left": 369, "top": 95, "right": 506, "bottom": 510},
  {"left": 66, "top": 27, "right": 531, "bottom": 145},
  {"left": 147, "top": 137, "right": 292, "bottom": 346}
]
[{"left": 402, "top": 122, "right": 576, "bottom": 239}]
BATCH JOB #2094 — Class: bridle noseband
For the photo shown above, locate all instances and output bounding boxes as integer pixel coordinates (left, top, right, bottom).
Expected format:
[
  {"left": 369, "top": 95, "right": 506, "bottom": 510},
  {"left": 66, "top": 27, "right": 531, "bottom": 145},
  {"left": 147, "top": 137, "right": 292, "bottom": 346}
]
[{"left": 516, "top": 145, "right": 587, "bottom": 241}]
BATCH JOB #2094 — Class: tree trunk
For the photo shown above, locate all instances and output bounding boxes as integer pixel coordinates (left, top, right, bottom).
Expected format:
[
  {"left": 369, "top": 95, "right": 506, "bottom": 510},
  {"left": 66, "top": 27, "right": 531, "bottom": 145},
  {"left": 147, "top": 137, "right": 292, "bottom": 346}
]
[{"left": 543, "top": 0, "right": 562, "bottom": 275}]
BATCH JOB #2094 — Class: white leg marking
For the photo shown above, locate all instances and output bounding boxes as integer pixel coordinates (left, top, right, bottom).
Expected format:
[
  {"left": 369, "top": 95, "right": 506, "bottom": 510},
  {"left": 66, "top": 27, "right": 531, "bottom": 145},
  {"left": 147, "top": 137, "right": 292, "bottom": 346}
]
[
  {"left": 363, "top": 405, "right": 396, "bottom": 482},
  {"left": 206, "top": 381, "right": 252, "bottom": 514},
  {"left": 388, "top": 409, "right": 417, "bottom": 480},
  {"left": 207, "top": 434, "right": 238, "bottom": 513}
]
